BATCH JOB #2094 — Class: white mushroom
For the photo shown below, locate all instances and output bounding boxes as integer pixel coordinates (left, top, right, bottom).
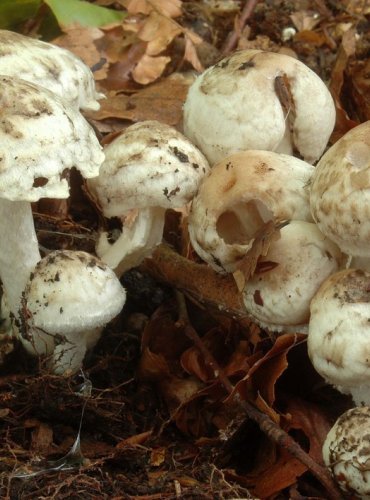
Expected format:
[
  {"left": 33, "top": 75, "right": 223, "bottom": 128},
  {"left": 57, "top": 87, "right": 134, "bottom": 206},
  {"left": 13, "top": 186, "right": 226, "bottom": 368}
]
[
  {"left": 243, "top": 221, "right": 343, "bottom": 332},
  {"left": 87, "top": 120, "right": 210, "bottom": 276},
  {"left": 308, "top": 268, "right": 370, "bottom": 406},
  {"left": 0, "top": 29, "right": 103, "bottom": 111},
  {"left": 188, "top": 150, "right": 314, "bottom": 273},
  {"left": 183, "top": 49, "right": 336, "bottom": 165},
  {"left": 323, "top": 406, "right": 370, "bottom": 499},
  {"left": 0, "top": 76, "right": 104, "bottom": 317},
  {"left": 18, "top": 250, "right": 126, "bottom": 375},
  {"left": 310, "top": 121, "right": 370, "bottom": 259}
]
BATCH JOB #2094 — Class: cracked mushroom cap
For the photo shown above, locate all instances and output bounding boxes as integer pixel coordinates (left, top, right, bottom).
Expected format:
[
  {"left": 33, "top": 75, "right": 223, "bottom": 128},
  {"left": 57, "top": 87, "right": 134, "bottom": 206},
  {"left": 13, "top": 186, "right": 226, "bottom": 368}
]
[
  {"left": 19, "top": 250, "right": 126, "bottom": 373},
  {"left": 308, "top": 268, "right": 370, "bottom": 405},
  {"left": 0, "top": 30, "right": 103, "bottom": 111},
  {"left": 323, "top": 406, "right": 370, "bottom": 499},
  {"left": 310, "top": 121, "right": 370, "bottom": 257},
  {"left": 87, "top": 120, "right": 210, "bottom": 216},
  {"left": 188, "top": 150, "right": 314, "bottom": 273},
  {"left": 243, "top": 221, "right": 343, "bottom": 332},
  {"left": 0, "top": 76, "right": 104, "bottom": 202},
  {"left": 183, "top": 49, "right": 335, "bottom": 165}
]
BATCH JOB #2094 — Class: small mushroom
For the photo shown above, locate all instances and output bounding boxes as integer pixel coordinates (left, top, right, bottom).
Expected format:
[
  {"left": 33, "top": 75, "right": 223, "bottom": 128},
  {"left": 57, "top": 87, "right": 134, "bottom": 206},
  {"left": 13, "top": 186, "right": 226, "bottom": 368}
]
[
  {"left": 308, "top": 268, "right": 370, "bottom": 406},
  {"left": 243, "top": 221, "right": 343, "bottom": 332},
  {"left": 0, "top": 29, "right": 103, "bottom": 110},
  {"left": 18, "top": 250, "right": 126, "bottom": 375},
  {"left": 87, "top": 120, "right": 210, "bottom": 275},
  {"left": 323, "top": 406, "right": 370, "bottom": 499},
  {"left": 188, "top": 150, "right": 314, "bottom": 273},
  {"left": 0, "top": 76, "right": 104, "bottom": 317},
  {"left": 310, "top": 121, "right": 370, "bottom": 258},
  {"left": 183, "top": 49, "right": 336, "bottom": 165}
]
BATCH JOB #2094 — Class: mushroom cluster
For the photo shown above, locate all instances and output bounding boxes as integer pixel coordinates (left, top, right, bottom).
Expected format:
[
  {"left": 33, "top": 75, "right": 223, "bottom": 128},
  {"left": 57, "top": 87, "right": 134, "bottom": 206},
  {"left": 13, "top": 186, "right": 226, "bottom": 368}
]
[{"left": 0, "top": 32, "right": 126, "bottom": 375}]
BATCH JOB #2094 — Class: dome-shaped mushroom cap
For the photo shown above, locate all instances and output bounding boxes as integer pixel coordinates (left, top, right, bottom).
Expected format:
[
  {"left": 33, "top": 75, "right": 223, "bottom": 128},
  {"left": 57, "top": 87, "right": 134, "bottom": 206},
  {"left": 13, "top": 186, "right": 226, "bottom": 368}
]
[
  {"left": 0, "top": 30, "right": 103, "bottom": 111},
  {"left": 22, "top": 250, "right": 126, "bottom": 337},
  {"left": 243, "top": 221, "right": 342, "bottom": 332},
  {"left": 87, "top": 120, "right": 210, "bottom": 217},
  {"left": 310, "top": 121, "right": 370, "bottom": 257},
  {"left": 183, "top": 49, "right": 335, "bottom": 165},
  {"left": 323, "top": 406, "right": 370, "bottom": 499},
  {"left": 188, "top": 150, "right": 314, "bottom": 273},
  {"left": 0, "top": 76, "right": 104, "bottom": 202},
  {"left": 308, "top": 268, "right": 370, "bottom": 401}
]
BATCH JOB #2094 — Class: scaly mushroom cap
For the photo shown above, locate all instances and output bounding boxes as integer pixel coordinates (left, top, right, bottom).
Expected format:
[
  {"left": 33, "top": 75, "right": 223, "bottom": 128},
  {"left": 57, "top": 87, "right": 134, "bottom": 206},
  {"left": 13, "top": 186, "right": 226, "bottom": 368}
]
[
  {"left": 323, "top": 406, "right": 370, "bottom": 499},
  {"left": 19, "top": 250, "right": 126, "bottom": 356},
  {"left": 87, "top": 120, "right": 210, "bottom": 217},
  {"left": 310, "top": 121, "right": 370, "bottom": 257},
  {"left": 188, "top": 150, "right": 314, "bottom": 273},
  {"left": 0, "top": 76, "right": 104, "bottom": 202},
  {"left": 0, "top": 30, "right": 103, "bottom": 111},
  {"left": 183, "top": 49, "right": 335, "bottom": 165},
  {"left": 243, "top": 221, "right": 342, "bottom": 332},
  {"left": 308, "top": 268, "right": 370, "bottom": 405}
]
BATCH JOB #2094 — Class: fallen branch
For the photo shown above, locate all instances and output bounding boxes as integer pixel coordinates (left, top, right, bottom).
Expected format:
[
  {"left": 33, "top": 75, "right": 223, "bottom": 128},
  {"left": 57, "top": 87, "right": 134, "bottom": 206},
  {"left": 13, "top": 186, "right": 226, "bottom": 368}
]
[{"left": 220, "top": 0, "right": 260, "bottom": 56}]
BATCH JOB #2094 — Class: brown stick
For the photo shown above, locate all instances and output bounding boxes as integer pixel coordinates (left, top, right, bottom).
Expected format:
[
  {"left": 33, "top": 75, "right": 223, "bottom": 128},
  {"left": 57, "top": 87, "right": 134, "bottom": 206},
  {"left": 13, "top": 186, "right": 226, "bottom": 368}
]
[
  {"left": 220, "top": 0, "right": 260, "bottom": 57},
  {"left": 175, "top": 292, "right": 343, "bottom": 500}
]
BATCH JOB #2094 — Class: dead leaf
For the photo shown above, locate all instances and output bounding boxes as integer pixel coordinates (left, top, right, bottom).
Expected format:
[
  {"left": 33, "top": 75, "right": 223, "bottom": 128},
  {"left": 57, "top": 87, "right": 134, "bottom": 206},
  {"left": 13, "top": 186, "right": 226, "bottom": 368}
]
[
  {"left": 132, "top": 54, "right": 171, "bottom": 84},
  {"left": 116, "top": 430, "right": 153, "bottom": 449},
  {"left": 122, "top": 0, "right": 182, "bottom": 18},
  {"left": 138, "top": 11, "right": 182, "bottom": 55},
  {"left": 150, "top": 447, "right": 166, "bottom": 466},
  {"left": 30, "top": 422, "right": 53, "bottom": 454}
]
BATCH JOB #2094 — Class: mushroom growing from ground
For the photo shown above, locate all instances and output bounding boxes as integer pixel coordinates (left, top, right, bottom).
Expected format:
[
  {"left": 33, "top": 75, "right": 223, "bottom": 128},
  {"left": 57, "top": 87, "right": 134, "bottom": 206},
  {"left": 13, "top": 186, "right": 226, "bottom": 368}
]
[
  {"left": 308, "top": 268, "right": 370, "bottom": 406},
  {"left": 18, "top": 250, "right": 126, "bottom": 375},
  {"left": 242, "top": 221, "right": 343, "bottom": 332},
  {"left": 310, "top": 121, "right": 370, "bottom": 260},
  {"left": 0, "top": 29, "right": 103, "bottom": 111},
  {"left": 87, "top": 120, "right": 210, "bottom": 276},
  {"left": 183, "top": 49, "right": 336, "bottom": 165},
  {"left": 323, "top": 406, "right": 370, "bottom": 499},
  {"left": 0, "top": 76, "right": 104, "bottom": 318},
  {"left": 188, "top": 150, "right": 314, "bottom": 273}
]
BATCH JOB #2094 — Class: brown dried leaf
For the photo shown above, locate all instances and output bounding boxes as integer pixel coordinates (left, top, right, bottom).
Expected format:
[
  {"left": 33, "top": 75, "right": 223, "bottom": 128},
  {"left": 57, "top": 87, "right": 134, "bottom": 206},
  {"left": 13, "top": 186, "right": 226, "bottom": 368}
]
[
  {"left": 150, "top": 447, "right": 166, "bottom": 466},
  {"left": 183, "top": 33, "right": 204, "bottom": 73},
  {"left": 87, "top": 73, "right": 191, "bottom": 126},
  {"left": 290, "top": 11, "right": 321, "bottom": 31},
  {"left": 132, "top": 53, "right": 171, "bottom": 84},
  {"left": 138, "top": 11, "right": 182, "bottom": 55},
  {"left": 30, "top": 422, "right": 53, "bottom": 454},
  {"left": 122, "top": 0, "right": 182, "bottom": 18}
]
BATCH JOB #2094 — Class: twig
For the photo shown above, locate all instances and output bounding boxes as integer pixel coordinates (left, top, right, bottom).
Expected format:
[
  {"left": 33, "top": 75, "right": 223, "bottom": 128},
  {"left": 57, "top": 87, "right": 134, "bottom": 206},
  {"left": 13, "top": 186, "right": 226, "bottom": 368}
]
[
  {"left": 175, "top": 291, "right": 343, "bottom": 500},
  {"left": 220, "top": 0, "right": 260, "bottom": 57}
]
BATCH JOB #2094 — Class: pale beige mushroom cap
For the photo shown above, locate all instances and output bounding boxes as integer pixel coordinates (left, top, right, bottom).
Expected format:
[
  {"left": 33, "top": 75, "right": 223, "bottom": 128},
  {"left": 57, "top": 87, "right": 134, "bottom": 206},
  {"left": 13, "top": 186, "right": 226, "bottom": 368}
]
[
  {"left": 308, "top": 268, "right": 370, "bottom": 405},
  {"left": 310, "top": 121, "right": 370, "bottom": 257},
  {"left": 87, "top": 120, "right": 210, "bottom": 217},
  {"left": 323, "top": 406, "right": 370, "bottom": 499},
  {"left": 188, "top": 150, "right": 314, "bottom": 273},
  {"left": 0, "top": 76, "right": 104, "bottom": 202},
  {"left": 243, "top": 221, "right": 342, "bottom": 332},
  {"left": 0, "top": 30, "right": 103, "bottom": 111},
  {"left": 183, "top": 49, "right": 335, "bottom": 165}
]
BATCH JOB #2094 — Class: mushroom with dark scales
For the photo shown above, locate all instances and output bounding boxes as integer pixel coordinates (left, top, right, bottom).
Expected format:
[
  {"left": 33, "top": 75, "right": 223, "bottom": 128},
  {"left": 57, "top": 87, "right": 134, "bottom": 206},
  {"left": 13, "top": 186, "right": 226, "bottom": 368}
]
[
  {"left": 308, "top": 268, "right": 370, "bottom": 406},
  {"left": 87, "top": 120, "right": 210, "bottom": 276},
  {"left": 183, "top": 49, "right": 336, "bottom": 165},
  {"left": 18, "top": 250, "right": 126, "bottom": 375},
  {"left": 0, "top": 29, "right": 103, "bottom": 111},
  {"left": 0, "top": 76, "right": 104, "bottom": 320},
  {"left": 323, "top": 406, "right": 370, "bottom": 499}
]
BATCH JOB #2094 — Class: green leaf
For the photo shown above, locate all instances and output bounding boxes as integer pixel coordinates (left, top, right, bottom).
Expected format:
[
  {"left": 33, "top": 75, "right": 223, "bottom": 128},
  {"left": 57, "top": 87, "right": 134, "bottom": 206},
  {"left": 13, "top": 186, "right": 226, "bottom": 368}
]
[
  {"left": 44, "top": 0, "right": 125, "bottom": 28},
  {"left": 0, "top": 0, "right": 41, "bottom": 29}
]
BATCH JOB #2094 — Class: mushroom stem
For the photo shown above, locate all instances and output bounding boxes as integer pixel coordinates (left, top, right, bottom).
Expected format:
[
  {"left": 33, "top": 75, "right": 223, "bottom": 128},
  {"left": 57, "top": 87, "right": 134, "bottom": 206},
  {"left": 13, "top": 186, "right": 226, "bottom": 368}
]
[
  {"left": 0, "top": 199, "right": 40, "bottom": 315},
  {"left": 96, "top": 207, "right": 166, "bottom": 278}
]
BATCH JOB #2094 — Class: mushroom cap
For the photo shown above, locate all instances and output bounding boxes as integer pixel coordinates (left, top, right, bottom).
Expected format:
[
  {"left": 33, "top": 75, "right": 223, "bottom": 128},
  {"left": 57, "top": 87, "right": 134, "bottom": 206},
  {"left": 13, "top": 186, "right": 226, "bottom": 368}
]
[
  {"left": 243, "top": 221, "right": 342, "bottom": 332},
  {"left": 308, "top": 268, "right": 370, "bottom": 403},
  {"left": 87, "top": 120, "right": 210, "bottom": 217},
  {"left": 323, "top": 406, "right": 370, "bottom": 499},
  {"left": 0, "top": 30, "right": 103, "bottom": 111},
  {"left": 188, "top": 150, "right": 314, "bottom": 273},
  {"left": 0, "top": 76, "right": 104, "bottom": 202},
  {"left": 19, "top": 250, "right": 126, "bottom": 350},
  {"left": 310, "top": 121, "right": 370, "bottom": 257},
  {"left": 183, "top": 49, "right": 335, "bottom": 165}
]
